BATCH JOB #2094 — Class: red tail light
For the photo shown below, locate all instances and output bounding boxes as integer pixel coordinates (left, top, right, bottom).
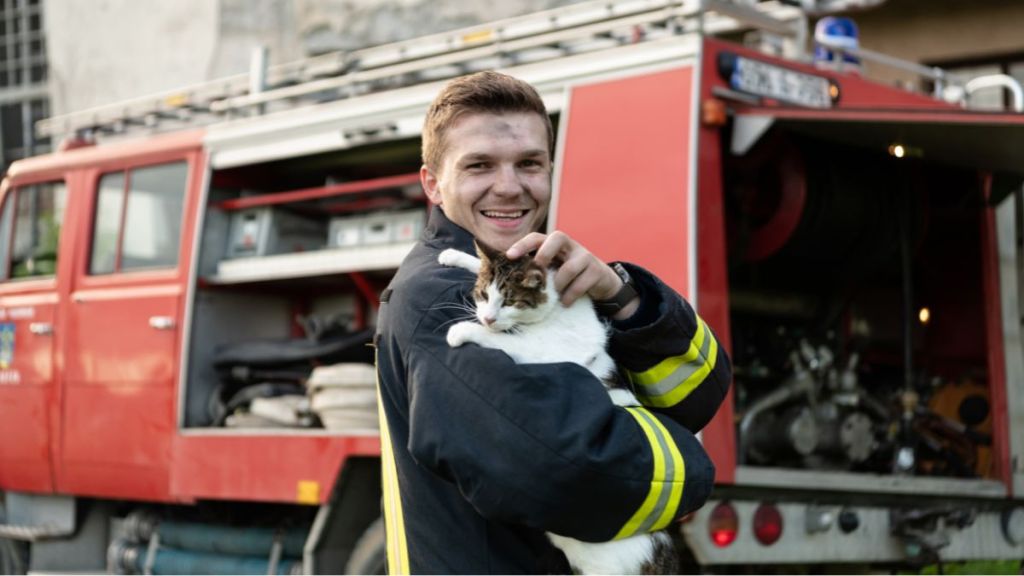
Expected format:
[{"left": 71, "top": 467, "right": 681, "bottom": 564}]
[
  {"left": 708, "top": 502, "right": 738, "bottom": 547},
  {"left": 753, "top": 503, "right": 783, "bottom": 545}
]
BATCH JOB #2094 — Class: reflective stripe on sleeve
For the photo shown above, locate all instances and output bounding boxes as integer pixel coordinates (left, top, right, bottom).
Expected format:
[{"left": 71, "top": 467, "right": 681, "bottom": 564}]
[
  {"left": 376, "top": 354, "right": 410, "bottom": 575},
  {"left": 626, "top": 318, "right": 718, "bottom": 408},
  {"left": 614, "top": 407, "right": 686, "bottom": 539}
]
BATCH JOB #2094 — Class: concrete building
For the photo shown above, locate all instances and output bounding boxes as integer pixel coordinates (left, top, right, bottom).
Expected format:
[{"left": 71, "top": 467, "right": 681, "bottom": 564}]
[{"left": 1, "top": 0, "right": 1022, "bottom": 169}]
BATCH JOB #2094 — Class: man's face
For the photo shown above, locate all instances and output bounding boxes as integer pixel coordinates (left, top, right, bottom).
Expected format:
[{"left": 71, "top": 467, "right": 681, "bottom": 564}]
[{"left": 421, "top": 112, "right": 552, "bottom": 251}]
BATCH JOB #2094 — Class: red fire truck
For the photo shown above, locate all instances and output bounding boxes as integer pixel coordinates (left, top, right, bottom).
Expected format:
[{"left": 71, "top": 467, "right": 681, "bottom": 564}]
[{"left": 2, "top": 0, "right": 1022, "bottom": 572}]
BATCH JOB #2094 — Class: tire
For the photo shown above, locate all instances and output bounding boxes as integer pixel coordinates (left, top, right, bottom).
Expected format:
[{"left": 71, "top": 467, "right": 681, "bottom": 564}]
[{"left": 344, "top": 517, "right": 386, "bottom": 575}]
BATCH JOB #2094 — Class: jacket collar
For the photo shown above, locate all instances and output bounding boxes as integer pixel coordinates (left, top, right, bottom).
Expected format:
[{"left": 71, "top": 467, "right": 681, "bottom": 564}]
[{"left": 423, "top": 205, "right": 476, "bottom": 254}]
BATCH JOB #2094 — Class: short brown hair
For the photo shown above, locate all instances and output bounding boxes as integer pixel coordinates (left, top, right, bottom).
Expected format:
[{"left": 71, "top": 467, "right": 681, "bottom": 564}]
[{"left": 421, "top": 71, "right": 553, "bottom": 173}]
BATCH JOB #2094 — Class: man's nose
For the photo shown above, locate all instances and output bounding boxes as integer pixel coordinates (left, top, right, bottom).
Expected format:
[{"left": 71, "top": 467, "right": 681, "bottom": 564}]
[{"left": 491, "top": 165, "right": 522, "bottom": 195}]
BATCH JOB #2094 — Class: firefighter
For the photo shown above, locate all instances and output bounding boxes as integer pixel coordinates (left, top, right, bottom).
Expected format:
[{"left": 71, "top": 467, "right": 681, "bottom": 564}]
[{"left": 373, "top": 70, "right": 731, "bottom": 574}]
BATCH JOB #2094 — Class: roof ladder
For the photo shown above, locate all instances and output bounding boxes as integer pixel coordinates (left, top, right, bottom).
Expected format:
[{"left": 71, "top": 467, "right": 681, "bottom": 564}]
[{"left": 36, "top": 0, "right": 806, "bottom": 141}]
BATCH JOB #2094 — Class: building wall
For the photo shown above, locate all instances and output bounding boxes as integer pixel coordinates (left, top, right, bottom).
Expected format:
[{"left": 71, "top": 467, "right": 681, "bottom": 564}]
[
  {"left": 853, "top": 0, "right": 1024, "bottom": 66},
  {"left": 294, "top": 0, "right": 579, "bottom": 54},
  {"left": 44, "top": 0, "right": 579, "bottom": 117},
  {"left": 40, "top": 0, "right": 1024, "bottom": 120},
  {"left": 834, "top": 0, "right": 1024, "bottom": 89},
  {"left": 43, "top": 0, "right": 218, "bottom": 115}
]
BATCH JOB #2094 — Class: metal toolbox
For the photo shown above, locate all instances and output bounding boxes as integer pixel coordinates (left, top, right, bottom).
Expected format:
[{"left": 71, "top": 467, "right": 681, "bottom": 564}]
[
  {"left": 327, "top": 208, "right": 425, "bottom": 248},
  {"left": 226, "top": 207, "right": 327, "bottom": 258}
]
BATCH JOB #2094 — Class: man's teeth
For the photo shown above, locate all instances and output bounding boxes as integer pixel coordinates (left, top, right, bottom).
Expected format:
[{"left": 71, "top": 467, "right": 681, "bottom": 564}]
[{"left": 482, "top": 210, "right": 524, "bottom": 219}]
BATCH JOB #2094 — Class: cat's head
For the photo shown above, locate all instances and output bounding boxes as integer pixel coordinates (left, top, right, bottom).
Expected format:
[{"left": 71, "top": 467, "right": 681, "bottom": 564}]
[{"left": 472, "top": 241, "right": 555, "bottom": 331}]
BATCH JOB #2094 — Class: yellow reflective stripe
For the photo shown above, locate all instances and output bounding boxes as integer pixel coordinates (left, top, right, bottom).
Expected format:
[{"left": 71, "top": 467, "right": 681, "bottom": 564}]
[
  {"left": 627, "top": 319, "right": 719, "bottom": 408},
  {"left": 629, "top": 321, "right": 706, "bottom": 386},
  {"left": 614, "top": 407, "right": 685, "bottom": 539},
  {"left": 649, "top": 412, "right": 685, "bottom": 532},
  {"left": 375, "top": 353, "right": 410, "bottom": 576}
]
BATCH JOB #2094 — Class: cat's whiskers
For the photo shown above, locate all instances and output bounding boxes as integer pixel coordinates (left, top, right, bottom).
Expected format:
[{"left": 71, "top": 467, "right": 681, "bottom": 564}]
[{"left": 430, "top": 293, "right": 487, "bottom": 333}]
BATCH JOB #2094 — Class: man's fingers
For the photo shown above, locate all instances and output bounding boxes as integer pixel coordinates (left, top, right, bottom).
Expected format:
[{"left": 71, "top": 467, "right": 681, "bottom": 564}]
[
  {"left": 532, "top": 231, "right": 572, "bottom": 268},
  {"left": 506, "top": 232, "right": 547, "bottom": 260},
  {"left": 560, "top": 265, "right": 603, "bottom": 306},
  {"left": 553, "top": 253, "right": 588, "bottom": 294},
  {"left": 507, "top": 229, "right": 621, "bottom": 306}
]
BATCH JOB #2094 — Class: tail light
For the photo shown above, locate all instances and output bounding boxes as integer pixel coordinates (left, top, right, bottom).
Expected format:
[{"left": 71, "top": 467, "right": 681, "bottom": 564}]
[
  {"left": 708, "top": 502, "right": 738, "bottom": 547},
  {"left": 753, "top": 503, "right": 784, "bottom": 545}
]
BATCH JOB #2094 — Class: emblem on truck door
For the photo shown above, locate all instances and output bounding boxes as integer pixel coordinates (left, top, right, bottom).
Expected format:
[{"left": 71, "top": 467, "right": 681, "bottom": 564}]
[{"left": 0, "top": 322, "right": 14, "bottom": 370}]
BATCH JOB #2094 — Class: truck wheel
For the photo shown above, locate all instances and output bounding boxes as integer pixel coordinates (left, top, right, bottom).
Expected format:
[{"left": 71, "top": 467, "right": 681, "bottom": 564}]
[
  {"left": 345, "top": 517, "right": 386, "bottom": 575},
  {"left": 0, "top": 537, "right": 28, "bottom": 575}
]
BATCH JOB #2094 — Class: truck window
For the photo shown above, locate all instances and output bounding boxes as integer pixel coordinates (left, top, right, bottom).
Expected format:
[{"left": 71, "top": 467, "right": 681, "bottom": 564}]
[
  {"left": 0, "top": 181, "right": 68, "bottom": 280},
  {"left": 89, "top": 161, "right": 188, "bottom": 274}
]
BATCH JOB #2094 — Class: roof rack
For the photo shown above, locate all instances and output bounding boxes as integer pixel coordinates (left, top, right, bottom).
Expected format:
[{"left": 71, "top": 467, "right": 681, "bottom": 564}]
[{"left": 37, "top": 0, "right": 808, "bottom": 140}]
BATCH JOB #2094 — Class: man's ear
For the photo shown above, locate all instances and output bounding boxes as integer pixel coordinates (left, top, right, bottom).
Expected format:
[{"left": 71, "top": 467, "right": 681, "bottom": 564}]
[{"left": 421, "top": 165, "right": 443, "bottom": 205}]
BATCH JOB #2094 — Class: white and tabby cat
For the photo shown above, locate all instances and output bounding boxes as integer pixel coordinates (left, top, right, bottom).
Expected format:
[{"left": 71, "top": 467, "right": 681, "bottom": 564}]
[{"left": 438, "top": 243, "right": 676, "bottom": 576}]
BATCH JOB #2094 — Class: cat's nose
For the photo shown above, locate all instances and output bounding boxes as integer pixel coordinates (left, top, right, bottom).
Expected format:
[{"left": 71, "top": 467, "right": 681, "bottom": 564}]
[{"left": 482, "top": 316, "right": 496, "bottom": 327}]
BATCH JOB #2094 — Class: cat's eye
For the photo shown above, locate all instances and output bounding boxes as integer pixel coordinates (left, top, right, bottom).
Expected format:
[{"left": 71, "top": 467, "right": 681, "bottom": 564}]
[{"left": 475, "top": 290, "right": 488, "bottom": 302}]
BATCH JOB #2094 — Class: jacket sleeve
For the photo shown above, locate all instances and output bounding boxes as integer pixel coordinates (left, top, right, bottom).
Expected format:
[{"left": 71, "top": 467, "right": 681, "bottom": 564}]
[
  {"left": 607, "top": 263, "right": 732, "bottom": 433},
  {"left": 404, "top": 284, "right": 715, "bottom": 543}
]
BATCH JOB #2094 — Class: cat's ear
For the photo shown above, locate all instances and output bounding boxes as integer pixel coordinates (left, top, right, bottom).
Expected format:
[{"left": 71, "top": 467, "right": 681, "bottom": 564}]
[
  {"left": 474, "top": 240, "right": 503, "bottom": 263},
  {"left": 522, "top": 268, "right": 545, "bottom": 289}
]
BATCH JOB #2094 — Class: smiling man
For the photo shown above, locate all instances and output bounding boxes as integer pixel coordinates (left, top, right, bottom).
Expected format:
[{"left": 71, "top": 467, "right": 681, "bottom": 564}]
[{"left": 373, "top": 71, "right": 731, "bottom": 574}]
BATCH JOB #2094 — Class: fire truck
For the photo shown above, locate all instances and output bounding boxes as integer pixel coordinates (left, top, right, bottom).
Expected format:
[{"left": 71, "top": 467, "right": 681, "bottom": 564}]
[{"left": 1, "top": 0, "right": 1023, "bottom": 572}]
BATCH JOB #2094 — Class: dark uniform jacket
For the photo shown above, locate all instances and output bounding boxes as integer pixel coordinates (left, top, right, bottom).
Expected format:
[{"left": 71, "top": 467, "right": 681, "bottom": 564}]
[{"left": 374, "top": 207, "right": 731, "bottom": 574}]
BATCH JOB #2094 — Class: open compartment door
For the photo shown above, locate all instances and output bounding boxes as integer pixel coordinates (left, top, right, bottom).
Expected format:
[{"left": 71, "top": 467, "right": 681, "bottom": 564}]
[
  {"left": 552, "top": 63, "right": 699, "bottom": 299},
  {"left": 727, "top": 109, "right": 1024, "bottom": 496}
]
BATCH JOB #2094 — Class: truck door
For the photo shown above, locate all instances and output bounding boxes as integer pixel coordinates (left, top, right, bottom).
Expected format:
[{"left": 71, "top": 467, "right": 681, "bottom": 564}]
[
  {"left": 59, "top": 155, "right": 200, "bottom": 501},
  {"left": 0, "top": 179, "right": 68, "bottom": 493}
]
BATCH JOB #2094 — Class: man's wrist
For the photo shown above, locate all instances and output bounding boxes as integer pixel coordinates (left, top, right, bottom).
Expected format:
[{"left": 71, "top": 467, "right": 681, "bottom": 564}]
[{"left": 594, "top": 263, "right": 639, "bottom": 317}]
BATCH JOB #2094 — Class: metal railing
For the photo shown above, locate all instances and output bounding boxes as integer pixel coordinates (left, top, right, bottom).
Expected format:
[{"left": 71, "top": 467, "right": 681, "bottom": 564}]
[{"left": 35, "top": 0, "right": 806, "bottom": 141}]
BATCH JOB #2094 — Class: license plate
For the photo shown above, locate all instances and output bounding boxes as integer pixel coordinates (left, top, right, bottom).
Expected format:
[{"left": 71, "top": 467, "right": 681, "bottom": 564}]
[{"left": 730, "top": 56, "right": 833, "bottom": 108}]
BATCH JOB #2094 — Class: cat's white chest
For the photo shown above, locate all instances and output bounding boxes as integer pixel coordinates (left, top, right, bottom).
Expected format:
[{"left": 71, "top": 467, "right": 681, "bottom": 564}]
[{"left": 514, "top": 306, "right": 614, "bottom": 378}]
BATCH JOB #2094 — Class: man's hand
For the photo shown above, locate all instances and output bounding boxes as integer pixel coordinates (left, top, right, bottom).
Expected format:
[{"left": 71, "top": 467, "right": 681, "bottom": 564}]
[{"left": 506, "top": 231, "right": 639, "bottom": 319}]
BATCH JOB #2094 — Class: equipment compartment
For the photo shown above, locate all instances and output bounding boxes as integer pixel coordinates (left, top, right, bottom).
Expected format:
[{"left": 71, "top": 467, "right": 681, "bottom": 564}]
[
  {"left": 184, "top": 138, "right": 425, "bottom": 430},
  {"left": 725, "top": 127, "right": 996, "bottom": 482}
]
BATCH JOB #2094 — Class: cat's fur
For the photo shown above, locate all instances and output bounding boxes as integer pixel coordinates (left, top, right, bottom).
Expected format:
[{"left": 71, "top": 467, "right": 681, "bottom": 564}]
[{"left": 438, "top": 243, "right": 677, "bottom": 575}]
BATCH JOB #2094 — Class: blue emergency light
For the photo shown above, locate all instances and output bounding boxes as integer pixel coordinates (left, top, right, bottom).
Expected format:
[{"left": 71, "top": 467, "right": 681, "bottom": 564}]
[{"left": 814, "top": 16, "right": 861, "bottom": 70}]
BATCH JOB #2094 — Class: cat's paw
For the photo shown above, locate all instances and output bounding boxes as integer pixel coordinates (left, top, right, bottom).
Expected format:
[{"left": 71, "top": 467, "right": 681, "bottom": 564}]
[
  {"left": 608, "top": 387, "right": 642, "bottom": 407},
  {"left": 438, "top": 248, "right": 463, "bottom": 268},
  {"left": 438, "top": 249, "right": 481, "bottom": 274},
  {"left": 447, "top": 321, "right": 483, "bottom": 348}
]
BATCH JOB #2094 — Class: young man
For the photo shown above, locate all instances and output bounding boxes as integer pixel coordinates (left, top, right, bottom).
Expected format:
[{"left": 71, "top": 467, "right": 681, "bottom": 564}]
[{"left": 374, "top": 71, "right": 731, "bottom": 574}]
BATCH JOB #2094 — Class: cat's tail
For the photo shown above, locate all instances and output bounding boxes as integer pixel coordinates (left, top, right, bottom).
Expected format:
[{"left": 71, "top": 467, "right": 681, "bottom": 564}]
[{"left": 641, "top": 531, "right": 679, "bottom": 575}]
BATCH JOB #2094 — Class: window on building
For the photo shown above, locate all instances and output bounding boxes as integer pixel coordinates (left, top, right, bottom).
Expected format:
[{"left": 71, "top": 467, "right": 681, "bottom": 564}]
[
  {"left": 0, "top": 0, "right": 49, "bottom": 170},
  {"left": 89, "top": 162, "right": 189, "bottom": 275},
  {"left": 0, "top": 180, "right": 67, "bottom": 280}
]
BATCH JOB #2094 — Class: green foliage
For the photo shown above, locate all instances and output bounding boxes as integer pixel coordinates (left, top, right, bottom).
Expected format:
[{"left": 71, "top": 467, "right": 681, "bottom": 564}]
[{"left": 903, "top": 560, "right": 1022, "bottom": 575}]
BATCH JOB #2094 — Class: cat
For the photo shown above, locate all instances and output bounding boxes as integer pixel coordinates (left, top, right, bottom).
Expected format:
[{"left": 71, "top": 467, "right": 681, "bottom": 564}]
[{"left": 438, "top": 242, "right": 678, "bottom": 576}]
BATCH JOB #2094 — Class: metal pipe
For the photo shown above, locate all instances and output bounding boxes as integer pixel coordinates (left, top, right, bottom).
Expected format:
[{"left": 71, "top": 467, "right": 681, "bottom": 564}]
[
  {"left": 816, "top": 38, "right": 947, "bottom": 81},
  {"left": 899, "top": 177, "right": 914, "bottom": 395},
  {"left": 154, "top": 522, "right": 307, "bottom": 559},
  {"left": 964, "top": 74, "right": 1024, "bottom": 113},
  {"left": 113, "top": 542, "right": 301, "bottom": 575},
  {"left": 738, "top": 351, "right": 815, "bottom": 463}
]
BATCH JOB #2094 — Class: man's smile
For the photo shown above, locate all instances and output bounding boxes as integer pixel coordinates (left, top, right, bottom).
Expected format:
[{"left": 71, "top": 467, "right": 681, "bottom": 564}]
[{"left": 481, "top": 209, "right": 527, "bottom": 219}]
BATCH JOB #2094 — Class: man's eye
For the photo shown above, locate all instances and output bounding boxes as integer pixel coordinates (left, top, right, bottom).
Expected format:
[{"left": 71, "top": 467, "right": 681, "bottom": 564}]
[
  {"left": 466, "top": 162, "right": 488, "bottom": 170},
  {"left": 519, "top": 159, "right": 542, "bottom": 168}
]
